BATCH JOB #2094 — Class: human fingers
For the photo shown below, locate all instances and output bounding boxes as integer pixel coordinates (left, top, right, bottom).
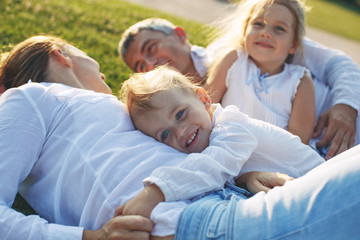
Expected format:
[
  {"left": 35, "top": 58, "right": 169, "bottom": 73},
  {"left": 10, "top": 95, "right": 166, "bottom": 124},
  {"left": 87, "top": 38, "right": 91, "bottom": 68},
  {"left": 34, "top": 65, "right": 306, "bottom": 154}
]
[
  {"left": 270, "top": 173, "right": 294, "bottom": 187},
  {"left": 113, "top": 215, "right": 153, "bottom": 233},
  {"left": 247, "top": 179, "right": 271, "bottom": 194},
  {"left": 325, "top": 130, "right": 354, "bottom": 159},
  {"left": 86, "top": 216, "right": 153, "bottom": 240},
  {"left": 114, "top": 205, "right": 125, "bottom": 217},
  {"left": 316, "top": 121, "right": 336, "bottom": 148},
  {"left": 106, "top": 230, "right": 151, "bottom": 240},
  {"left": 313, "top": 113, "right": 328, "bottom": 138}
]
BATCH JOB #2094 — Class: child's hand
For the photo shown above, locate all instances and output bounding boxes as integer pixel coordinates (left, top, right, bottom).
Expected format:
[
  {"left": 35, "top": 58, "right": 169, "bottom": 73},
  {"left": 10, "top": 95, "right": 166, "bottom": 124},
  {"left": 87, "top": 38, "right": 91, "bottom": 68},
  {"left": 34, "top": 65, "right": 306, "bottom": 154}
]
[
  {"left": 114, "top": 184, "right": 165, "bottom": 218},
  {"left": 235, "top": 171, "right": 294, "bottom": 194}
]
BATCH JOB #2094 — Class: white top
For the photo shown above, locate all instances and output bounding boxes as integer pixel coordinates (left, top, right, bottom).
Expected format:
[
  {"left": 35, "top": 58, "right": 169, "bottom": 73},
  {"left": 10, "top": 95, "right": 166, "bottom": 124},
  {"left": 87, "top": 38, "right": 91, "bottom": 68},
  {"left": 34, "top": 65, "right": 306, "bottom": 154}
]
[
  {"left": 221, "top": 49, "right": 309, "bottom": 130},
  {"left": 146, "top": 104, "right": 324, "bottom": 203},
  {"left": 192, "top": 39, "right": 360, "bottom": 143},
  {"left": 203, "top": 37, "right": 360, "bottom": 113},
  {"left": 0, "top": 82, "right": 190, "bottom": 238},
  {"left": 191, "top": 45, "right": 211, "bottom": 78}
]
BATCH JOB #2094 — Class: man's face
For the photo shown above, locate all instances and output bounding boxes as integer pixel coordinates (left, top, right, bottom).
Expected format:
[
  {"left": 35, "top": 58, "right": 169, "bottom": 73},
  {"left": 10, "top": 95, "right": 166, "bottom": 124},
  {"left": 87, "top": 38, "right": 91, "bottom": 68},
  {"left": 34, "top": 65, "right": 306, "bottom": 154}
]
[{"left": 124, "top": 29, "right": 192, "bottom": 75}]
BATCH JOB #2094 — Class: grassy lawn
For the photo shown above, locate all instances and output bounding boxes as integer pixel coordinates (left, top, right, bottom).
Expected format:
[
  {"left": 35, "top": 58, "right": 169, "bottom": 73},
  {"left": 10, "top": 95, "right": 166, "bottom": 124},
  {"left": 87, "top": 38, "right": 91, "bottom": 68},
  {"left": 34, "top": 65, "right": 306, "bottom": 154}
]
[
  {"left": 306, "top": 0, "right": 360, "bottom": 42},
  {"left": 1, "top": 0, "right": 208, "bottom": 93},
  {"left": 1, "top": 0, "right": 359, "bottom": 215}
]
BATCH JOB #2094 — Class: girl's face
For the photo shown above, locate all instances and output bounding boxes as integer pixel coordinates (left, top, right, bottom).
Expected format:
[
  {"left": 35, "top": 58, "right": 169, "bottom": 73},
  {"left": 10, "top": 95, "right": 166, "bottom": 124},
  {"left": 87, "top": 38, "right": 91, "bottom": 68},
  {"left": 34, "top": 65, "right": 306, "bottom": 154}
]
[
  {"left": 132, "top": 88, "right": 213, "bottom": 153},
  {"left": 67, "top": 45, "right": 112, "bottom": 94},
  {"left": 244, "top": 3, "right": 297, "bottom": 73}
]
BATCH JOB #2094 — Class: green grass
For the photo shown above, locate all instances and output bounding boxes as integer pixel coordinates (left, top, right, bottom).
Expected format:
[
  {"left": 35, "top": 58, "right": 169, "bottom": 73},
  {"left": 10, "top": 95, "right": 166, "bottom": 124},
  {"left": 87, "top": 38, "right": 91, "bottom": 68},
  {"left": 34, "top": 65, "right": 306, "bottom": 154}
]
[
  {"left": 1, "top": 0, "right": 208, "bottom": 93},
  {"left": 230, "top": 0, "right": 360, "bottom": 42},
  {"left": 306, "top": 0, "right": 360, "bottom": 42}
]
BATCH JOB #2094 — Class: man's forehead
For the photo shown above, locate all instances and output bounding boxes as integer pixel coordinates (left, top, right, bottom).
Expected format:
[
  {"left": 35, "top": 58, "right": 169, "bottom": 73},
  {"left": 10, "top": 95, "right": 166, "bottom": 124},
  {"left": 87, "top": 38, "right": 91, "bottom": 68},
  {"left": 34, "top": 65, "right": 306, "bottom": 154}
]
[
  {"left": 135, "top": 29, "right": 167, "bottom": 45},
  {"left": 125, "top": 29, "right": 168, "bottom": 70}
]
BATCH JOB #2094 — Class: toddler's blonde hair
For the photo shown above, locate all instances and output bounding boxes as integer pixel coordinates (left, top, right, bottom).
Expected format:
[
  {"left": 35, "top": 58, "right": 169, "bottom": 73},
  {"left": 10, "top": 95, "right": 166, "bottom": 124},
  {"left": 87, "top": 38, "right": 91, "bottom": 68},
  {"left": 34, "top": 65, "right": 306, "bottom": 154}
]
[{"left": 120, "top": 66, "right": 199, "bottom": 114}]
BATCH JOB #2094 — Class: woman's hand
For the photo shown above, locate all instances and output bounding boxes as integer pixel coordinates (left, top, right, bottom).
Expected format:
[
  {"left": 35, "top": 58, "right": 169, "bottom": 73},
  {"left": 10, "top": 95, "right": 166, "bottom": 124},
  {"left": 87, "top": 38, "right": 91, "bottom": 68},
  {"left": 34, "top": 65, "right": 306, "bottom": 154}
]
[
  {"left": 83, "top": 215, "right": 153, "bottom": 240},
  {"left": 235, "top": 171, "right": 294, "bottom": 194}
]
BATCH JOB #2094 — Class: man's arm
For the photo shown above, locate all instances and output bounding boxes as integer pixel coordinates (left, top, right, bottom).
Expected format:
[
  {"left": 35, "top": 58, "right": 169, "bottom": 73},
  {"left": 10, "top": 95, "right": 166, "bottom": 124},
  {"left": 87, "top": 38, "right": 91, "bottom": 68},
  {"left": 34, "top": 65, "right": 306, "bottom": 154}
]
[{"left": 299, "top": 38, "right": 360, "bottom": 158}]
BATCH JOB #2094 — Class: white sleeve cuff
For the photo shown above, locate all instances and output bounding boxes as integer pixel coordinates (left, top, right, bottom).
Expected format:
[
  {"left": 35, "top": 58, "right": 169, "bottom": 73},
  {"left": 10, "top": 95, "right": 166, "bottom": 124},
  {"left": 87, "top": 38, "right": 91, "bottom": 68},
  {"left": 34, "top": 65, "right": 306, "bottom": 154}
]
[{"left": 47, "top": 224, "right": 84, "bottom": 240}]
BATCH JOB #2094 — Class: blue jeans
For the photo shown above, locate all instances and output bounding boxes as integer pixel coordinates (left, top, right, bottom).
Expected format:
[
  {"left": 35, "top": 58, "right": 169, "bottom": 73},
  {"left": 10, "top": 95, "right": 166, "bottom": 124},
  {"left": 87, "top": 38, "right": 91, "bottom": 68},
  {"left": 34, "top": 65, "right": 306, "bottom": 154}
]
[{"left": 176, "top": 145, "right": 360, "bottom": 240}]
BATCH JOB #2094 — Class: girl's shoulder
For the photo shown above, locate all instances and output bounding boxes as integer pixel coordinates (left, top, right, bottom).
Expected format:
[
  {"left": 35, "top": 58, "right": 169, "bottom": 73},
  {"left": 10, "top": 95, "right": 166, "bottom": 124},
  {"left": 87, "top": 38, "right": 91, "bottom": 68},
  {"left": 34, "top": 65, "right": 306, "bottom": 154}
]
[{"left": 217, "top": 49, "right": 239, "bottom": 70}]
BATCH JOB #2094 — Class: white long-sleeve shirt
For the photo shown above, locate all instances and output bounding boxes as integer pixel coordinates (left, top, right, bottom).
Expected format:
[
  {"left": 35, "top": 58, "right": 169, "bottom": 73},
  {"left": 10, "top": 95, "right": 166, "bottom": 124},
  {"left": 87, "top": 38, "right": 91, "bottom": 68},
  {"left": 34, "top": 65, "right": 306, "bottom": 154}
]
[
  {"left": 146, "top": 104, "right": 324, "bottom": 202},
  {"left": 0, "top": 82, "right": 191, "bottom": 239}
]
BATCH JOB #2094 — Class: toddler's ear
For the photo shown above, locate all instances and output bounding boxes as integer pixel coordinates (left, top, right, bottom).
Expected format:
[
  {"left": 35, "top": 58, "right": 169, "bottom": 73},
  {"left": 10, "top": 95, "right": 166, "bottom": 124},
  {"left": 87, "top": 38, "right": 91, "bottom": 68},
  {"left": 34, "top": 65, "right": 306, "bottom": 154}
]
[{"left": 196, "top": 88, "right": 211, "bottom": 109}]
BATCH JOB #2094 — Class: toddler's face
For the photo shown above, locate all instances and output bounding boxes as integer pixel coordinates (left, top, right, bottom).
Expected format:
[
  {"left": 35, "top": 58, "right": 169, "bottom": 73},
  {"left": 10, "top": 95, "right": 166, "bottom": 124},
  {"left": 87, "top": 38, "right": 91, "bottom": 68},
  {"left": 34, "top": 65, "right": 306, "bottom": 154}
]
[{"left": 132, "top": 88, "right": 212, "bottom": 153}]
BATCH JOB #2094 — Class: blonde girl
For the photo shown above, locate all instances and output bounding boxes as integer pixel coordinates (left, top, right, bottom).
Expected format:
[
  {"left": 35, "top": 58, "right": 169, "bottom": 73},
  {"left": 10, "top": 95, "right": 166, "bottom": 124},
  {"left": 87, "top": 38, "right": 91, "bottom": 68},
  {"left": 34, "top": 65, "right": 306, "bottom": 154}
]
[{"left": 205, "top": 0, "right": 316, "bottom": 144}]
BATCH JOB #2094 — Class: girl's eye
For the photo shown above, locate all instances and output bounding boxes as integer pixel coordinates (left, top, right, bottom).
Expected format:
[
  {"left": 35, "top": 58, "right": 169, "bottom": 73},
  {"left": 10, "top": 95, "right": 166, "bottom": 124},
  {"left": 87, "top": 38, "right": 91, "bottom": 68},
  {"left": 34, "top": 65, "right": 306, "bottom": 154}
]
[
  {"left": 161, "top": 130, "right": 169, "bottom": 141},
  {"left": 253, "top": 21, "right": 264, "bottom": 27},
  {"left": 275, "top": 26, "right": 285, "bottom": 32},
  {"left": 176, "top": 110, "right": 184, "bottom": 120}
]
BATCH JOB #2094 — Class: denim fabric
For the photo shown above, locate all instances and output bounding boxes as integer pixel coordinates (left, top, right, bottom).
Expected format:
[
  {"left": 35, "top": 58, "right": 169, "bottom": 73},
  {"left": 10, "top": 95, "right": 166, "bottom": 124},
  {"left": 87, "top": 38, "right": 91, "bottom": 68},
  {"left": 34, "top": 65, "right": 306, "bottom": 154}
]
[{"left": 175, "top": 147, "right": 360, "bottom": 240}]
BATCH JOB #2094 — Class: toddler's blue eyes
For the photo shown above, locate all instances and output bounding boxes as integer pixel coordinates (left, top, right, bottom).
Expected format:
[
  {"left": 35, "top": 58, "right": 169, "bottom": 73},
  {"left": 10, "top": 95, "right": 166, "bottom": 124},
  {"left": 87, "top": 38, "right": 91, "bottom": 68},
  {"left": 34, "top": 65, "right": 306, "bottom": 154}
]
[
  {"left": 176, "top": 110, "right": 184, "bottom": 120},
  {"left": 160, "top": 110, "right": 184, "bottom": 141},
  {"left": 161, "top": 130, "right": 169, "bottom": 141}
]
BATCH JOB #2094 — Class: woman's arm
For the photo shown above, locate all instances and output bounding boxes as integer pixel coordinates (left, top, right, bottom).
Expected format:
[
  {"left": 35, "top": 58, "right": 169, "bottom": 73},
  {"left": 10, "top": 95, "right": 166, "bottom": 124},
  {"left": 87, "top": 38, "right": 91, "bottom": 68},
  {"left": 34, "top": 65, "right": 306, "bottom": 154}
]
[
  {"left": 288, "top": 73, "right": 316, "bottom": 144},
  {"left": 204, "top": 49, "right": 238, "bottom": 103},
  {"left": 0, "top": 87, "right": 86, "bottom": 239}
]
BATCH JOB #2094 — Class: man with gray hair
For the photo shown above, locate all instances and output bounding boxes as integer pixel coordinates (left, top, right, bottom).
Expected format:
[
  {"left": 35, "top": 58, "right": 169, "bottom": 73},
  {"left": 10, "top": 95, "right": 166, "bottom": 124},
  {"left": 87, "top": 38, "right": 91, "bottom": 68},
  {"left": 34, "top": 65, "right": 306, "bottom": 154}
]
[
  {"left": 118, "top": 17, "right": 360, "bottom": 160},
  {"left": 118, "top": 18, "right": 209, "bottom": 85}
]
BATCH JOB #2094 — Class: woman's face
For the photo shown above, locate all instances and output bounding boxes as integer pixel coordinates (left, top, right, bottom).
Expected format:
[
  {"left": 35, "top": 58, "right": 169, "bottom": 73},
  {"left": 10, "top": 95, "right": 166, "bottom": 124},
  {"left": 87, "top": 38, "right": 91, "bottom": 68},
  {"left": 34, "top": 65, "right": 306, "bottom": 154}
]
[{"left": 67, "top": 45, "right": 112, "bottom": 94}]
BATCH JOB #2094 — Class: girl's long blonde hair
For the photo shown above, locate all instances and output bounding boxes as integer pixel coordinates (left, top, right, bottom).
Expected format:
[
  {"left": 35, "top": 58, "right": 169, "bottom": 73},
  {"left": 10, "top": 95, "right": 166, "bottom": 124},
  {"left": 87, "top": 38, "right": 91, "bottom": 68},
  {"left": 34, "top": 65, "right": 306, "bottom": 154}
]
[{"left": 210, "top": 0, "right": 310, "bottom": 63}]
